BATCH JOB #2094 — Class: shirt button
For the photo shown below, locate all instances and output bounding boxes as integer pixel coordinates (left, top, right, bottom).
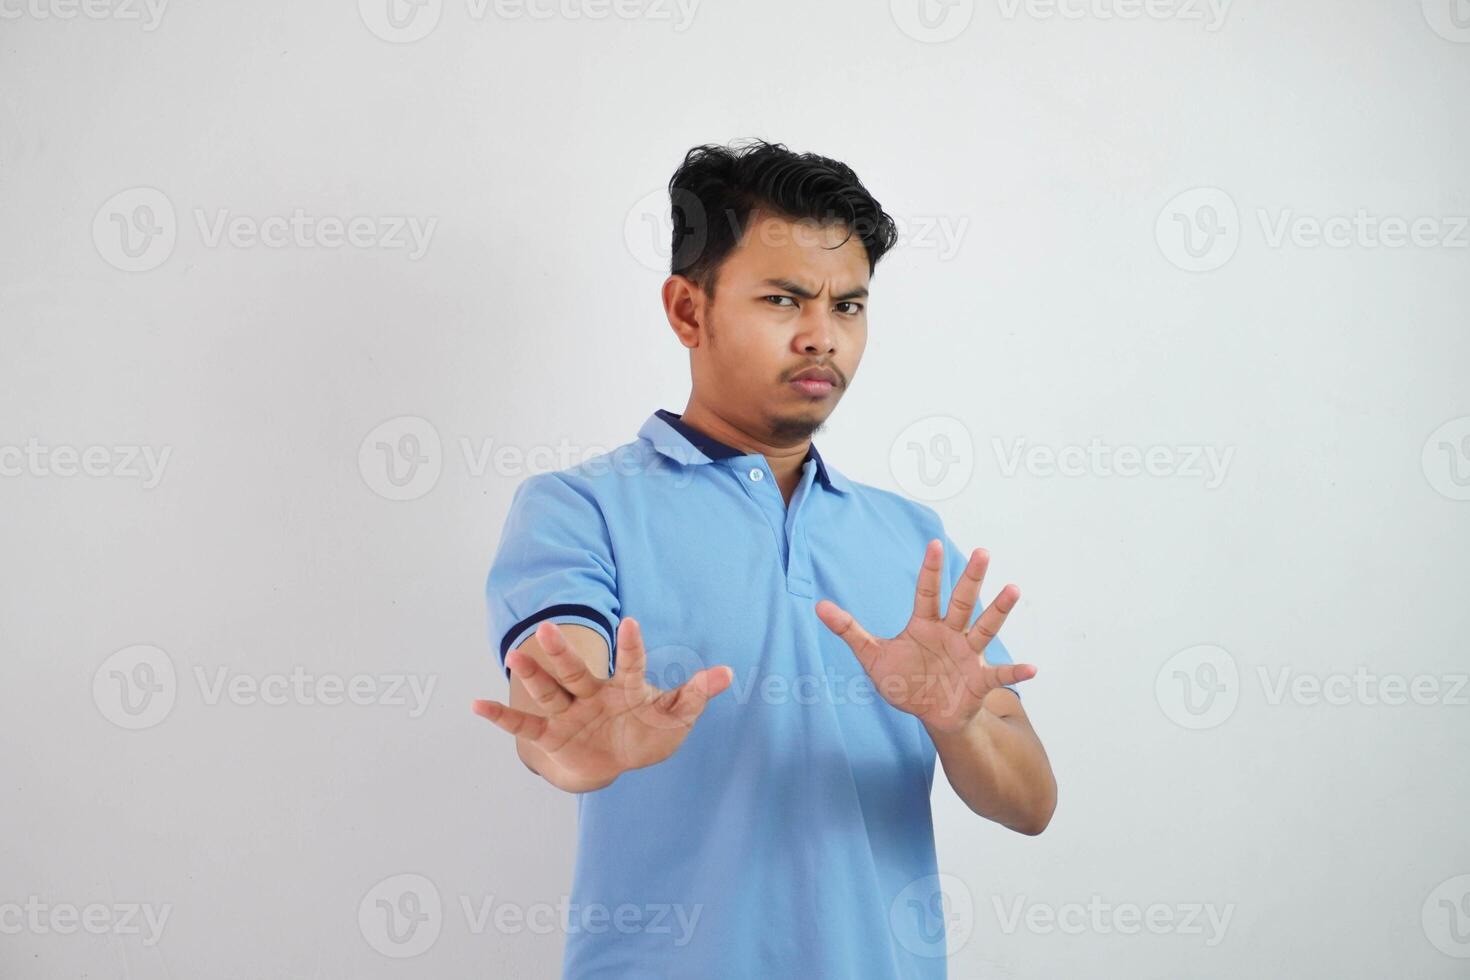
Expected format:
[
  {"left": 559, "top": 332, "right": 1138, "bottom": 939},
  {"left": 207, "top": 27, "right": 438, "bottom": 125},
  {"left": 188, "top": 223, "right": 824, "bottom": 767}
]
[{"left": 748, "top": 467, "right": 764, "bottom": 482}]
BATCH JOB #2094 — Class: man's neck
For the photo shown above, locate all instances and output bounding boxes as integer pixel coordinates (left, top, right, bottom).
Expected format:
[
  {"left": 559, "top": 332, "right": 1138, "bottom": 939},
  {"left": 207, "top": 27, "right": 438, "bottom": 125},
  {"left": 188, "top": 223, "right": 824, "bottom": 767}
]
[{"left": 676, "top": 402, "right": 810, "bottom": 499}]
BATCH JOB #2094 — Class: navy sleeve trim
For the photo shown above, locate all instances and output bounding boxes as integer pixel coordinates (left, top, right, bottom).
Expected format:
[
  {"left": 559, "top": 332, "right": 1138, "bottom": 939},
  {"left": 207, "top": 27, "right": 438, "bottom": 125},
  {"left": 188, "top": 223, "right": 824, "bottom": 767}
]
[{"left": 499, "top": 604, "right": 616, "bottom": 678}]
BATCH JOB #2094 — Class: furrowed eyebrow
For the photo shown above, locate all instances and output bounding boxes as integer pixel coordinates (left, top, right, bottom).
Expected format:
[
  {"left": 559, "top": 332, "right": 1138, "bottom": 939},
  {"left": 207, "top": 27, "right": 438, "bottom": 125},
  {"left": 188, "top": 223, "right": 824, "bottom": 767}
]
[{"left": 761, "top": 278, "right": 869, "bottom": 302}]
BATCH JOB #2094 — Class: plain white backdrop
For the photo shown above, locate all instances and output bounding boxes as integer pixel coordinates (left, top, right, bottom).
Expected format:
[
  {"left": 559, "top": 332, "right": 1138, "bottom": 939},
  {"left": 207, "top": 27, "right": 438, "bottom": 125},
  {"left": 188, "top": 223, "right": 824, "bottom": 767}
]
[{"left": 2, "top": 0, "right": 1469, "bottom": 976}]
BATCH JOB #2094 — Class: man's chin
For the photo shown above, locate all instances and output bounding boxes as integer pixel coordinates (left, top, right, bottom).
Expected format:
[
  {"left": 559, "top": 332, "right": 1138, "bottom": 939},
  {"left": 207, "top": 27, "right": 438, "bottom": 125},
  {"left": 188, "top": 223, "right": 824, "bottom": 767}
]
[{"left": 766, "top": 405, "right": 834, "bottom": 443}]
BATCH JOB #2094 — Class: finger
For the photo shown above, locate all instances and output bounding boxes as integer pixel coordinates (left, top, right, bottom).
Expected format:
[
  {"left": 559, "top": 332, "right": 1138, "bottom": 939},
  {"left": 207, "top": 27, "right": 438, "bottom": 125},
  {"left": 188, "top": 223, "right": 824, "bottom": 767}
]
[
  {"left": 815, "top": 598, "right": 883, "bottom": 674},
  {"left": 982, "top": 661, "right": 1038, "bottom": 689},
  {"left": 506, "top": 649, "right": 574, "bottom": 714},
  {"left": 967, "top": 583, "right": 1020, "bottom": 654},
  {"left": 912, "top": 538, "right": 944, "bottom": 622},
  {"left": 470, "top": 698, "right": 549, "bottom": 741},
  {"left": 943, "top": 547, "right": 989, "bottom": 632},
  {"left": 535, "top": 620, "right": 602, "bottom": 699},
  {"left": 611, "top": 617, "right": 648, "bottom": 690},
  {"left": 656, "top": 665, "right": 734, "bottom": 727}
]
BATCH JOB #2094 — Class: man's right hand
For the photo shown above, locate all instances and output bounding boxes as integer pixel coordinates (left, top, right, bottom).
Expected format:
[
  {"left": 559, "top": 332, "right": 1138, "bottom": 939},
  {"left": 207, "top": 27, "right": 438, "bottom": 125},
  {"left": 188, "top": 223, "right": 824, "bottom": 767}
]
[{"left": 471, "top": 617, "right": 733, "bottom": 793}]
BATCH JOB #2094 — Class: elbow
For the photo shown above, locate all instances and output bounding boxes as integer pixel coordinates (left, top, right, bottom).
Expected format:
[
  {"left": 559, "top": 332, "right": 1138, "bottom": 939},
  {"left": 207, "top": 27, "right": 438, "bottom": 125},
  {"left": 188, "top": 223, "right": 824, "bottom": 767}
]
[
  {"left": 1013, "top": 784, "right": 1058, "bottom": 837},
  {"left": 1014, "top": 812, "right": 1052, "bottom": 837}
]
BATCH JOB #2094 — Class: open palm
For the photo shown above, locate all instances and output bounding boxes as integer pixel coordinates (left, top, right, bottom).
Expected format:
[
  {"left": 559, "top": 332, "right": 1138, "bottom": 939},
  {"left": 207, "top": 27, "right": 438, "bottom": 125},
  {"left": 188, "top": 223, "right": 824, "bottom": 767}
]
[
  {"left": 472, "top": 617, "right": 732, "bottom": 790},
  {"left": 815, "top": 539, "right": 1035, "bottom": 733}
]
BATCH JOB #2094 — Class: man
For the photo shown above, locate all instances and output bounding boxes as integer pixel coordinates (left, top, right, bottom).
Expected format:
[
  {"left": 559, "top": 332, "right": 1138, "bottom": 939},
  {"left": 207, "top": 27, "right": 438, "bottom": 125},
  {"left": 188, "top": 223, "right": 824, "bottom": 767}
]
[{"left": 473, "top": 139, "right": 1057, "bottom": 978}]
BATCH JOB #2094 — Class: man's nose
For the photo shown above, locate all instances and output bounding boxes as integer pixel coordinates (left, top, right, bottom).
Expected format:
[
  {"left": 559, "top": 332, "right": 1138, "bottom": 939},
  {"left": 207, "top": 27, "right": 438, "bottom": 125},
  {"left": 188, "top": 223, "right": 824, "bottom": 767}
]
[{"left": 794, "top": 306, "right": 837, "bottom": 354}]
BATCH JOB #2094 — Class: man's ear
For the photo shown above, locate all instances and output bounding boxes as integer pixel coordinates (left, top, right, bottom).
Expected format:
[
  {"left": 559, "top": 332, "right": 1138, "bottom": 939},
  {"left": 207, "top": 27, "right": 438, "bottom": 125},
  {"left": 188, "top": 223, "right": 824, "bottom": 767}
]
[{"left": 663, "top": 274, "right": 708, "bottom": 349}]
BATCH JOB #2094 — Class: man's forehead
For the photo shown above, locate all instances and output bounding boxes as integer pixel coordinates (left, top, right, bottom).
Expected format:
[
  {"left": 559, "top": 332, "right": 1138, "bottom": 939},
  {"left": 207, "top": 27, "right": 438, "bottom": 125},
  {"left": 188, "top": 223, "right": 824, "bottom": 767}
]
[
  {"left": 724, "top": 214, "right": 870, "bottom": 287},
  {"left": 737, "top": 211, "right": 862, "bottom": 250}
]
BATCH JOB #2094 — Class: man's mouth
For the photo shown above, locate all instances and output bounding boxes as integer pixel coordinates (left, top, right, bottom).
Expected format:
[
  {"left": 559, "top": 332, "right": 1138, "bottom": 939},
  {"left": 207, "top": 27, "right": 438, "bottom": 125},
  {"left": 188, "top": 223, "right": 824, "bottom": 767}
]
[{"left": 789, "top": 378, "right": 835, "bottom": 397}]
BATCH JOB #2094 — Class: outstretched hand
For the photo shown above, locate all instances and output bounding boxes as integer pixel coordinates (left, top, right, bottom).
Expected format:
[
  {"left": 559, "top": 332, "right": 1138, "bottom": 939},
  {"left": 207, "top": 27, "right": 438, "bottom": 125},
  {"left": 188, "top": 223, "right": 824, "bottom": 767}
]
[
  {"left": 472, "top": 617, "right": 732, "bottom": 791},
  {"left": 815, "top": 539, "right": 1035, "bottom": 733}
]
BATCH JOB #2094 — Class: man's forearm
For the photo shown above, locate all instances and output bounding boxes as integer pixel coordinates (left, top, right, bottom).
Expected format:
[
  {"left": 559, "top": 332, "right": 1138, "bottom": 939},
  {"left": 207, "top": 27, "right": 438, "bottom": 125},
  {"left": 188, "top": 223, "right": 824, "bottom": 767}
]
[
  {"left": 506, "top": 623, "right": 621, "bottom": 794},
  {"left": 924, "top": 688, "right": 1056, "bottom": 835}
]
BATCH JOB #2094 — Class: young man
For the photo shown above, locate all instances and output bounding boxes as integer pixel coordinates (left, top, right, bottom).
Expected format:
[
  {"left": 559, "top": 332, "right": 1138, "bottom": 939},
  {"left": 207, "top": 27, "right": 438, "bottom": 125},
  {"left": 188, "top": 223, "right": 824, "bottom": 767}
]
[{"left": 473, "top": 139, "right": 1057, "bottom": 978}]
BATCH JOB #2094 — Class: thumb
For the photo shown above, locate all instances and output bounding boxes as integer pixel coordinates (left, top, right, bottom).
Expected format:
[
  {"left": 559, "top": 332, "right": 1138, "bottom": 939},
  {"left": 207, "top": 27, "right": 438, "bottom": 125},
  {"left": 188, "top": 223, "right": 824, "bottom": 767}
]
[
  {"left": 815, "top": 599, "right": 882, "bottom": 674},
  {"left": 661, "top": 665, "right": 733, "bottom": 726}
]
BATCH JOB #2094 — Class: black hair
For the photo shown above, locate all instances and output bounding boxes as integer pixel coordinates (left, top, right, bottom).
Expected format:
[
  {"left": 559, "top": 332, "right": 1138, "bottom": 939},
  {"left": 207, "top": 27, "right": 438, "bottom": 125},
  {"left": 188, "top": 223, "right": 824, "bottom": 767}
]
[{"left": 666, "top": 138, "right": 899, "bottom": 299}]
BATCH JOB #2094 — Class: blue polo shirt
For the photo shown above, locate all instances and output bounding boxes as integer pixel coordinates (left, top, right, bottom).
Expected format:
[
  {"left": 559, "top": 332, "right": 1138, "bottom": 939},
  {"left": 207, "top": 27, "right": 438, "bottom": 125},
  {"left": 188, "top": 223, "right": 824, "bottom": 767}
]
[{"left": 485, "top": 408, "right": 1017, "bottom": 979}]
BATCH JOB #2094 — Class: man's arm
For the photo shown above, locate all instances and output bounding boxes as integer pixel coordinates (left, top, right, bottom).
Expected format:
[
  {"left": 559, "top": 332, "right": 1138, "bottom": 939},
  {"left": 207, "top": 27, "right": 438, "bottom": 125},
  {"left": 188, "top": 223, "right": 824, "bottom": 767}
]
[
  {"left": 815, "top": 537, "right": 1056, "bottom": 834},
  {"left": 925, "top": 688, "right": 1056, "bottom": 835},
  {"left": 507, "top": 623, "right": 611, "bottom": 790},
  {"left": 474, "top": 617, "right": 732, "bottom": 795}
]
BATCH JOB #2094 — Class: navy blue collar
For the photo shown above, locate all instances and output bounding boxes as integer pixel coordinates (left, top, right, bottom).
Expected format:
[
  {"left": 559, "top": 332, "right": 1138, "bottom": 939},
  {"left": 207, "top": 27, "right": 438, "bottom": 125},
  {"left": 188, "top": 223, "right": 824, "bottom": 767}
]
[{"left": 653, "top": 409, "right": 845, "bottom": 493}]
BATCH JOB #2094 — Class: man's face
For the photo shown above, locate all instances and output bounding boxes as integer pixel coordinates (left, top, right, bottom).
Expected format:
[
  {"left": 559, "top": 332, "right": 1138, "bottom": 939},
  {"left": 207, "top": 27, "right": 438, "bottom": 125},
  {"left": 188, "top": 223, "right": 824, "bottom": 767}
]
[{"left": 684, "top": 211, "right": 869, "bottom": 444}]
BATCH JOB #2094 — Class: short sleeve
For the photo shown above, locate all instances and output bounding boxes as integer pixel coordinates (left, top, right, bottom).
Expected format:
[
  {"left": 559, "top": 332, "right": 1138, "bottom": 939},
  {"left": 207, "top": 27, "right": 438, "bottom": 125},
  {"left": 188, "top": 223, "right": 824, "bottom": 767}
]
[
  {"left": 485, "top": 473, "right": 620, "bottom": 680},
  {"left": 940, "top": 532, "right": 1021, "bottom": 701}
]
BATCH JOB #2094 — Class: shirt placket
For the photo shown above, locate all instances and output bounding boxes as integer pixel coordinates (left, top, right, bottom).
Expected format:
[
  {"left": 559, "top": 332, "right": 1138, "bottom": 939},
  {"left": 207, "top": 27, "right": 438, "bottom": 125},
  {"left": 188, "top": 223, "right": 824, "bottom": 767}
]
[{"left": 731, "top": 456, "right": 817, "bottom": 598}]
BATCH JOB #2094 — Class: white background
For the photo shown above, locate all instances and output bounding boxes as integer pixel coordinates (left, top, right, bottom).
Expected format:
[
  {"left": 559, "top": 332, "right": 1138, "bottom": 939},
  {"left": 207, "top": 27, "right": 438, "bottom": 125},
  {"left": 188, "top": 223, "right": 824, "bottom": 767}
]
[{"left": 2, "top": 0, "right": 1469, "bottom": 977}]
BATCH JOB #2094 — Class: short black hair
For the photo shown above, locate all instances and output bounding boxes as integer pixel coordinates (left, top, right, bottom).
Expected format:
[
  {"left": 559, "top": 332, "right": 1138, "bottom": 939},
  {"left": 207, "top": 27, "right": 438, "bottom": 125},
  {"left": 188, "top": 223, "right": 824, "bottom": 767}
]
[{"left": 667, "top": 139, "right": 899, "bottom": 299}]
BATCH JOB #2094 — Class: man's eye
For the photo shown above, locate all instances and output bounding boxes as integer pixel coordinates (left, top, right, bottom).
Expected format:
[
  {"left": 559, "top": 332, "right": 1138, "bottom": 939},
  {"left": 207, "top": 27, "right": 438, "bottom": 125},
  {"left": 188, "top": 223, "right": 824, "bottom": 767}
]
[
  {"left": 764, "top": 295, "right": 796, "bottom": 307},
  {"left": 836, "top": 302, "right": 864, "bottom": 315}
]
